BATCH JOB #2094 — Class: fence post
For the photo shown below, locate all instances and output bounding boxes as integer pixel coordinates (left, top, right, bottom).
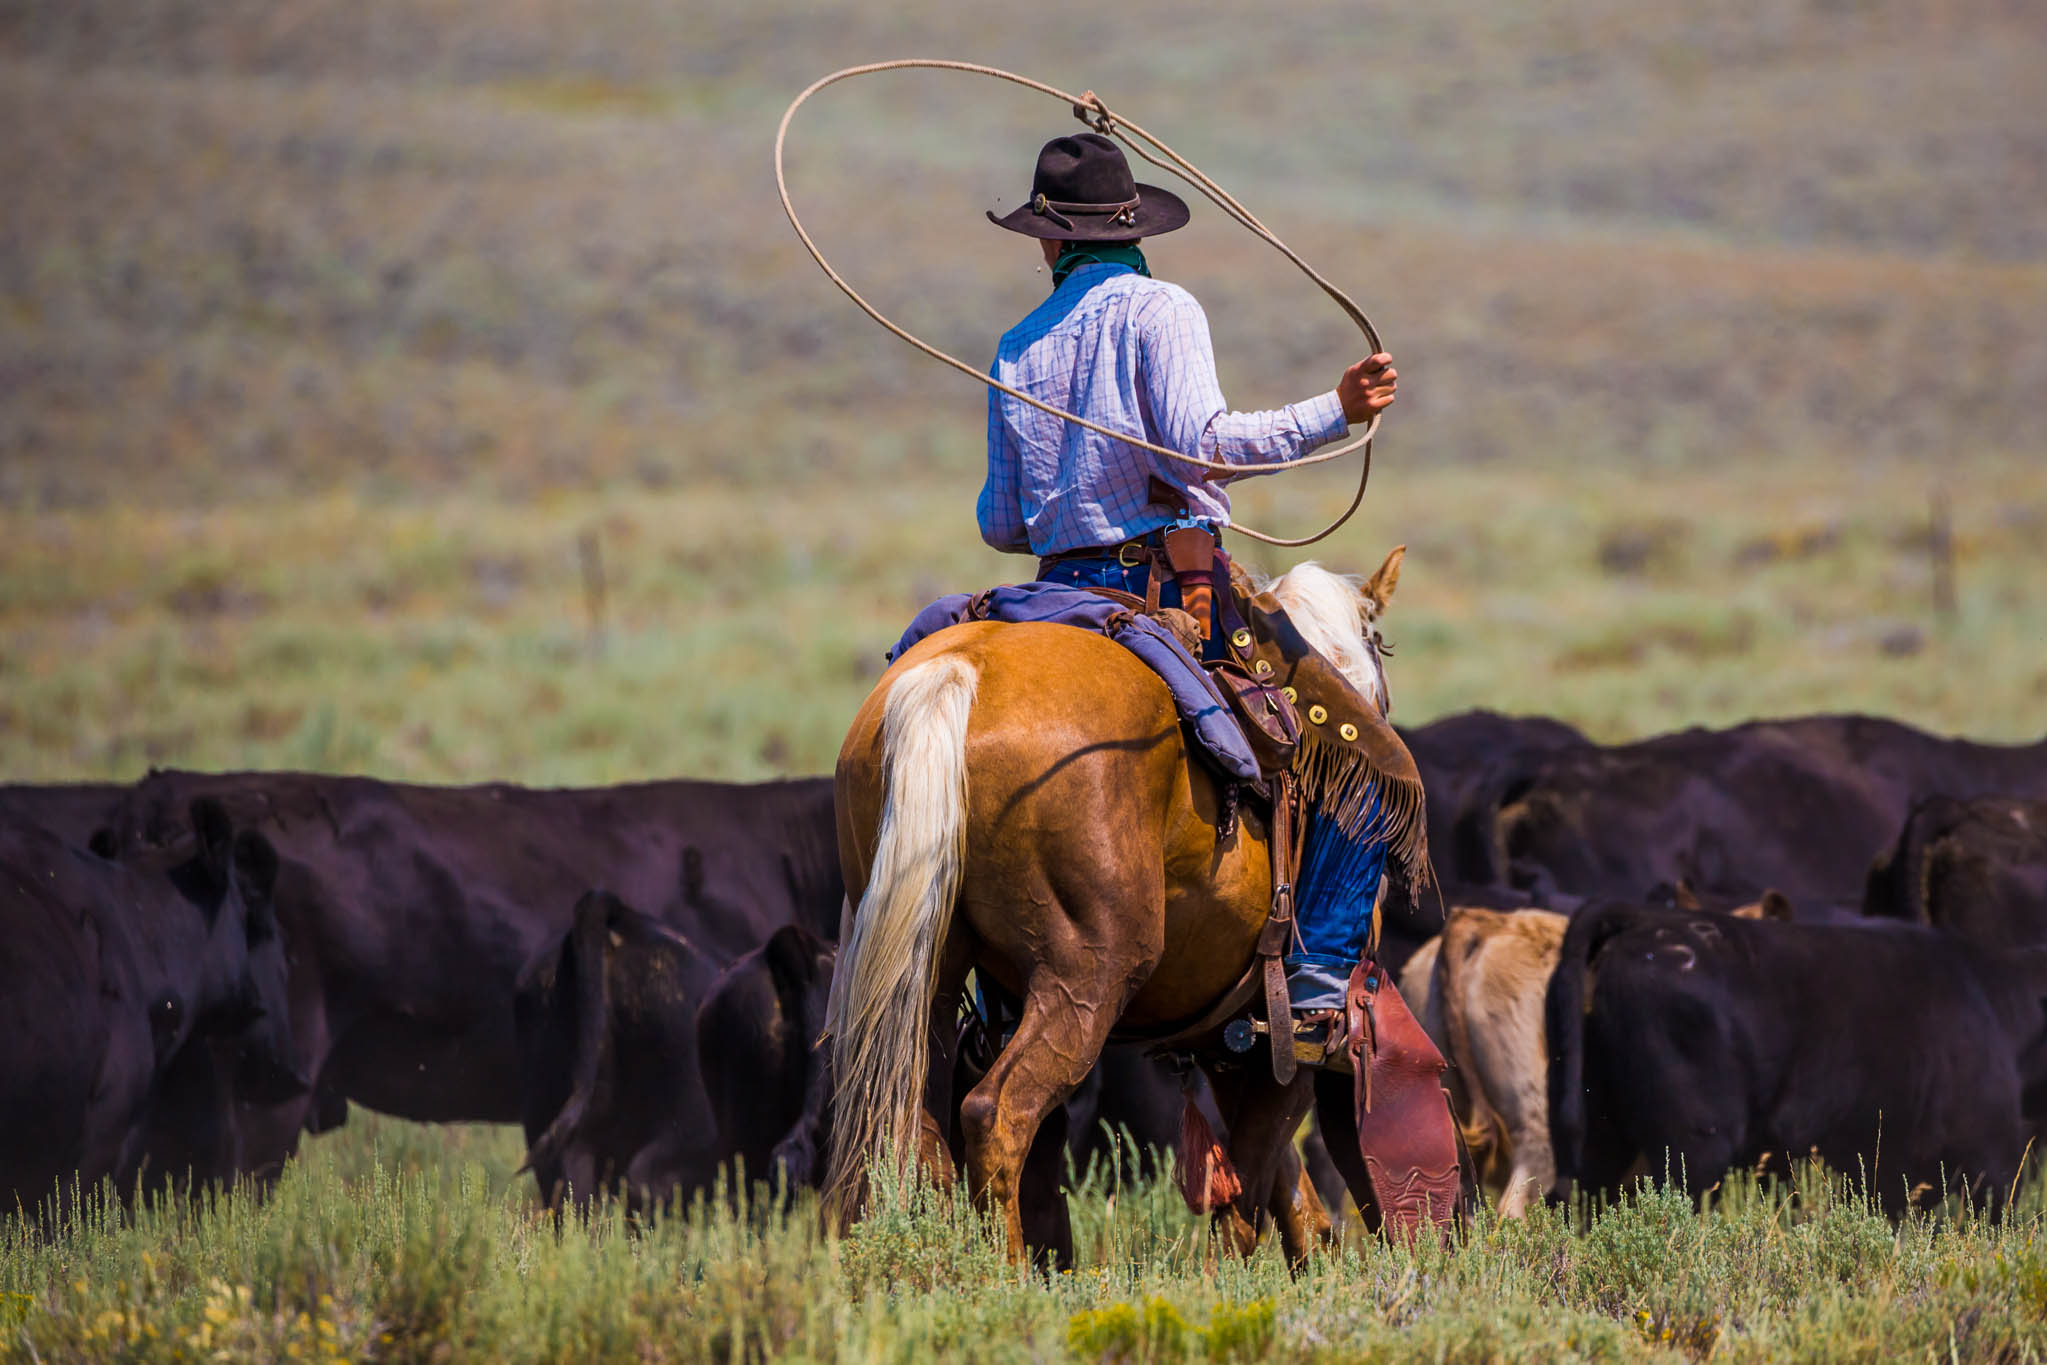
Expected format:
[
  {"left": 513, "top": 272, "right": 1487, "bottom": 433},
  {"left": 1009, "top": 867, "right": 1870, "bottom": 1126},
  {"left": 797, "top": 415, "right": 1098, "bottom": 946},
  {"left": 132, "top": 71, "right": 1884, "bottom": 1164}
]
[
  {"left": 1928, "top": 490, "right": 1956, "bottom": 623},
  {"left": 579, "top": 526, "right": 608, "bottom": 657}
]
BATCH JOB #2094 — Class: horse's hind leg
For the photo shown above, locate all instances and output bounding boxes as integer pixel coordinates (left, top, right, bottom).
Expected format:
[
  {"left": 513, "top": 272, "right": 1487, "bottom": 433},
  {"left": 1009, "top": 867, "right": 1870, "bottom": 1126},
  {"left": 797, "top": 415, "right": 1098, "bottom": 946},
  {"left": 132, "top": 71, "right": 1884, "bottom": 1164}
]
[
  {"left": 1274, "top": 1143, "right": 1336, "bottom": 1256},
  {"left": 1207, "top": 1068, "right": 1325, "bottom": 1264},
  {"left": 959, "top": 963, "right": 1137, "bottom": 1261}
]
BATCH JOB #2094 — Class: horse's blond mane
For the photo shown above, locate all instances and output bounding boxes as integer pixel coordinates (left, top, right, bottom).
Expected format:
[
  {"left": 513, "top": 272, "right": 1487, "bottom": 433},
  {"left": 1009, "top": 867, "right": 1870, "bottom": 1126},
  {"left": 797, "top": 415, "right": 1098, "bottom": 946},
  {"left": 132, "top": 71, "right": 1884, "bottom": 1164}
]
[{"left": 1260, "top": 560, "right": 1388, "bottom": 714}]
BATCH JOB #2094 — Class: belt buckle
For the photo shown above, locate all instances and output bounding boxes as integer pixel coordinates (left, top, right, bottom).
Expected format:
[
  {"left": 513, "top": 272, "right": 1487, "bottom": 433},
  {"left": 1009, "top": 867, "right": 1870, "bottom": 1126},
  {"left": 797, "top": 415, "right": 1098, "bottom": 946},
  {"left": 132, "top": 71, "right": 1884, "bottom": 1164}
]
[{"left": 1116, "top": 540, "right": 1148, "bottom": 568}]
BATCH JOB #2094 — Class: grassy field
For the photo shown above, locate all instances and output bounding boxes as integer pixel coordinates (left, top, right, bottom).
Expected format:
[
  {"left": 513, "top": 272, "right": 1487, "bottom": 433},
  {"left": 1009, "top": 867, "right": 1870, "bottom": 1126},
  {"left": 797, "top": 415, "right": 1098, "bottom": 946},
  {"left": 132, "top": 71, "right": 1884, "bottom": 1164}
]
[
  {"left": 5, "top": 1112, "right": 2047, "bottom": 1363},
  {"left": 4, "top": 454, "right": 2044, "bottom": 785},
  {"left": 3, "top": 0, "right": 2046, "bottom": 1357},
  {"left": 2, "top": 0, "right": 2043, "bottom": 782}
]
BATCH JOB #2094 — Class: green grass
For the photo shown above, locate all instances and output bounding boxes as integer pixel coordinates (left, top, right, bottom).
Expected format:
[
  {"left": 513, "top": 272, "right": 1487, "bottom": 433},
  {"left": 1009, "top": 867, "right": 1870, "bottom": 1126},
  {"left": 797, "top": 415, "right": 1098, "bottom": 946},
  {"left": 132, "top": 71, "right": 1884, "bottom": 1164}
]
[
  {"left": 5, "top": 1113, "right": 2046, "bottom": 1362},
  {"left": 2, "top": 453, "right": 2041, "bottom": 783}
]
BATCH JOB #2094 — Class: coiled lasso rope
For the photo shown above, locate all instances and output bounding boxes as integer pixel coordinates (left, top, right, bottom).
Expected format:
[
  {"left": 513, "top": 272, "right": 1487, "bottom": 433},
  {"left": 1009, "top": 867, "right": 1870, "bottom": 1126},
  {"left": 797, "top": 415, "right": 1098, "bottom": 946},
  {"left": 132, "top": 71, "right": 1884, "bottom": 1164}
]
[{"left": 775, "top": 59, "right": 1386, "bottom": 548}]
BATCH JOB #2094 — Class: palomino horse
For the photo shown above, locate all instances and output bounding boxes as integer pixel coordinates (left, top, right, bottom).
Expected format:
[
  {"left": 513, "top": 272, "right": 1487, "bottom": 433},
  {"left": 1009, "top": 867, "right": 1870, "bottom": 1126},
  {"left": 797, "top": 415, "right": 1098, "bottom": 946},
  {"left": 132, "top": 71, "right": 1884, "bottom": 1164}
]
[{"left": 828, "top": 553, "right": 1406, "bottom": 1260}]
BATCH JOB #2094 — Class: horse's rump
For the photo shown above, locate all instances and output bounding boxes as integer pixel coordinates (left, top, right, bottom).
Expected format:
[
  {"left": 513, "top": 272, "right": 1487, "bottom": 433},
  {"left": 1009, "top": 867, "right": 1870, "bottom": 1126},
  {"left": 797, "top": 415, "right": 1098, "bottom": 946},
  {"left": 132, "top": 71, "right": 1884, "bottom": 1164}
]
[
  {"left": 841, "top": 623, "right": 1269, "bottom": 1019},
  {"left": 828, "top": 623, "right": 1273, "bottom": 1209}
]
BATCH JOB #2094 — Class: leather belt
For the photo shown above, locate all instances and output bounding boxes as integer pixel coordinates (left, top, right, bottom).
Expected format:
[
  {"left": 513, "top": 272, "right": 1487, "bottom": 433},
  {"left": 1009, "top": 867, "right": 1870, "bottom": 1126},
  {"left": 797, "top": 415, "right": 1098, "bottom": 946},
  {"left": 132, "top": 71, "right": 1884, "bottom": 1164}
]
[{"left": 1037, "top": 532, "right": 1166, "bottom": 577}]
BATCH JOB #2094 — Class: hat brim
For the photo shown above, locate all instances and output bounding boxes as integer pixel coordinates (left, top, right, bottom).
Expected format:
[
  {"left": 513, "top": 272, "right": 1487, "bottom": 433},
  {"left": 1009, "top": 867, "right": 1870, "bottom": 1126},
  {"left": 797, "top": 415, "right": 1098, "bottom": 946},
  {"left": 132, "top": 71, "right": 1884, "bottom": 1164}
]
[{"left": 985, "top": 182, "right": 1191, "bottom": 241}]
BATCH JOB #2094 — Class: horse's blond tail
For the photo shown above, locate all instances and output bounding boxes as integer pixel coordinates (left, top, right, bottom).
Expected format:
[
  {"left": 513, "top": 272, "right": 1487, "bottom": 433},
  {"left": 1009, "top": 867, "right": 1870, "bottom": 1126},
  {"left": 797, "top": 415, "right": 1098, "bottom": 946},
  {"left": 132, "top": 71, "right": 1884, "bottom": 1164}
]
[{"left": 824, "top": 653, "right": 978, "bottom": 1217}]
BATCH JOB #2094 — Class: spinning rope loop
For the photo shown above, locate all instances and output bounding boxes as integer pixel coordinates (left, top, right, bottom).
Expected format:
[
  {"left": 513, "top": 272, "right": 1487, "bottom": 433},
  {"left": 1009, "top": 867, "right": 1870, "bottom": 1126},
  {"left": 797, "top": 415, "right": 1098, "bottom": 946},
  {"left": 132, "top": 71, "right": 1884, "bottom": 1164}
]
[{"left": 775, "top": 60, "right": 1385, "bottom": 548}]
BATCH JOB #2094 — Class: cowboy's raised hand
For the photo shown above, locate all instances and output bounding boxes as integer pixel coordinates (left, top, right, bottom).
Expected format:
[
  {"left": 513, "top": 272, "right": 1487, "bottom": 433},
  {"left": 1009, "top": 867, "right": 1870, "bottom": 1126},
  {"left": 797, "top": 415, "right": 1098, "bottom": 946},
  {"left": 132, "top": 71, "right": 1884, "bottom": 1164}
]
[{"left": 1338, "top": 352, "right": 1398, "bottom": 425}]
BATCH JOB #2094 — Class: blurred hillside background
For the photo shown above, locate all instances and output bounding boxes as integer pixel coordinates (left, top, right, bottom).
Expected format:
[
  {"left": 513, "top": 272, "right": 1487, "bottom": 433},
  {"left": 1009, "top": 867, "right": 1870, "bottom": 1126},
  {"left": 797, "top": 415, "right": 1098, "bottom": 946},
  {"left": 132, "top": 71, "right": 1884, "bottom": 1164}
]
[{"left": 2, "top": 0, "right": 2043, "bottom": 783}]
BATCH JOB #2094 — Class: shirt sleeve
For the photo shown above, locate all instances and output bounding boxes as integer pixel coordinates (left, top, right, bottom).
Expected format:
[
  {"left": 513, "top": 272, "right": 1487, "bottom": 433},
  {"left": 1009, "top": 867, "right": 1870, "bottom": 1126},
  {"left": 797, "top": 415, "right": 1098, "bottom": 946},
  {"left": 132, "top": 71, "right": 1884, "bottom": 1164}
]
[
  {"left": 976, "top": 368, "right": 1032, "bottom": 554},
  {"left": 1138, "top": 287, "right": 1350, "bottom": 487}
]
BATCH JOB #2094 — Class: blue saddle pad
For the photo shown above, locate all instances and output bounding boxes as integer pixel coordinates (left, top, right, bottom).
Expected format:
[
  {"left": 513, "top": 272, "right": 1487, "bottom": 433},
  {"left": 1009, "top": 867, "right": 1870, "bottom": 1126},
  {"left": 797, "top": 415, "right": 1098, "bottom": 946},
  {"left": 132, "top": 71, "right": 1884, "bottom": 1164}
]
[{"left": 888, "top": 582, "right": 1260, "bottom": 783}]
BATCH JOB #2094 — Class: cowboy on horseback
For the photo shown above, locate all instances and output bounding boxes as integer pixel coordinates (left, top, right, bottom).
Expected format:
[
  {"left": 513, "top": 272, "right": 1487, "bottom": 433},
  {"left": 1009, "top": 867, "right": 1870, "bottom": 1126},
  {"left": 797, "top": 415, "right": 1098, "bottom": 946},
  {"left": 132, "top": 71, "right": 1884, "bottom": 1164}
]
[
  {"left": 980, "top": 131, "right": 1402, "bottom": 1020},
  {"left": 821, "top": 121, "right": 1456, "bottom": 1259}
]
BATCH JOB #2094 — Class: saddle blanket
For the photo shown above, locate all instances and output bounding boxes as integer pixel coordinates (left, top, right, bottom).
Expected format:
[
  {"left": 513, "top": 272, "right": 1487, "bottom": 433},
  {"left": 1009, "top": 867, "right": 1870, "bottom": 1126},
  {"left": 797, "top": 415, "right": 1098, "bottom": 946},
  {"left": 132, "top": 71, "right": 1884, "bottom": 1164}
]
[{"left": 888, "top": 582, "right": 1260, "bottom": 783}]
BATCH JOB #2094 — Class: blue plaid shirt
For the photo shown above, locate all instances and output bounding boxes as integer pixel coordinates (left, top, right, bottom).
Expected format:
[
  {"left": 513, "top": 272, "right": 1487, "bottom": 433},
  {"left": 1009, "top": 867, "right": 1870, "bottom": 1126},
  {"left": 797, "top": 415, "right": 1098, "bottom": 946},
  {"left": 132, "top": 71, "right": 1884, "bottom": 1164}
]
[{"left": 978, "top": 263, "right": 1351, "bottom": 556}]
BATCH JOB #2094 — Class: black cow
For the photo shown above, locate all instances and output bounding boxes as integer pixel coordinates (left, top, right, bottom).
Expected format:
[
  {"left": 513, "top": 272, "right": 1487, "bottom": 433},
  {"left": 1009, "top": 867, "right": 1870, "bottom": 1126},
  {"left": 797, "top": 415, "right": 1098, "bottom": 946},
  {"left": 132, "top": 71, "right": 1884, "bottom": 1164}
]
[
  {"left": 520, "top": 917, "right": 847, "bottom": 1213},
  {"left": 1061, "top": 1046, "right": 1195, "bottom": 1184},
  {"left": 1371, "top": 713, "right": 1590, "bottom": 964},
  {"left": 537, "top": 915, "right": 1206, "bottom": 1228},
  {"left": 1397, "top": 710, "right": 1591, "bottom": 885},
  {"left": 515, "top": 890, "right": 725, "bottom": 1211},
  {"left": 694, "top": 924, "right": 838, "bottom": 1194},
  {"left": 0, "top": 782, "right": 277, "bottom": 1196},
  {"left": 1866, "top": 795, "right": 2047, "bottom": 950},
  {"left": 1460, "top": 716, "right": 2047, "bottom": 910},
  {"left": 93, "top": 770, "right": 843, "bottom": 1181},
  {"left": 1545, "top": 902, "right": 2047, "bottom": 1213},
  {"left": 0, "top": 799, "right": 305, "bottom": 1214}
]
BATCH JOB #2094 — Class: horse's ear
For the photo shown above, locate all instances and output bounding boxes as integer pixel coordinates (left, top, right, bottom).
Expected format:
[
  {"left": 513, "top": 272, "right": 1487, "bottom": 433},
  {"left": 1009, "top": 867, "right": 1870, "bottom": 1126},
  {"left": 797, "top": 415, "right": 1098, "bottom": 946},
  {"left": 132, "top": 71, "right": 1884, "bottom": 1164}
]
[{"left": 1365, "top": 545, "right": 1406, "bottom": 611}]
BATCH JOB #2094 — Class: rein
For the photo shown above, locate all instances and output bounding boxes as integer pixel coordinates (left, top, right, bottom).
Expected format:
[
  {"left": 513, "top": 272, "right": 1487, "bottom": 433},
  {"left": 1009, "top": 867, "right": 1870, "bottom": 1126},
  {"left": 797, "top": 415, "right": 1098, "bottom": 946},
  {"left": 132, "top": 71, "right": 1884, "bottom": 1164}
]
[{"left": 774, "top": 59, "right": 1386, "bottom": 549}]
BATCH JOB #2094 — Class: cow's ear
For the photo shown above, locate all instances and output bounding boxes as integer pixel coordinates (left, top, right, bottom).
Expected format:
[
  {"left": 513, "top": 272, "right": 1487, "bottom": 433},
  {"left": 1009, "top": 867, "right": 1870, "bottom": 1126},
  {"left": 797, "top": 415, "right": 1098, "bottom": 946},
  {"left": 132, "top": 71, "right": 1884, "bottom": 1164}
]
[
  {"left": 1758, "top": 889, "right": 1794, "bottom": 921},
  {"left": 1672, "top": 878, "right": 1701, "bottom": 912},
  {"left": 233, "top": 830, "right": 280, "bottom": 904},
  {"left": 1364, "top": 545, "right": 1405, "bottom": 612},
  {"left": 764, "top": 925, "right": 828, "bottom": 1032},
  {"left": 190, "top": 798, "right": 233, "bottom": 869},
  {"left": 186, "top": 798, "right": 236, "bottom": 914},
  {"left": 233, "top": 831, "right": 281, "bottom": 944},
  {"left": 765, "top": 925, "right": 822, "bottom": 994}
]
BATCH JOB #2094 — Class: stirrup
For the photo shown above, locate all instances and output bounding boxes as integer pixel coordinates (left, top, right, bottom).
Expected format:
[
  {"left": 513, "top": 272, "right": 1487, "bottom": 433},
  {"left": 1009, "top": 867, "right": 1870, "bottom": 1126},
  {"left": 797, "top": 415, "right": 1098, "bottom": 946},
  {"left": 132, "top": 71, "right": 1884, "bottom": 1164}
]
[
  {"left": 1224, "top": 1009, "right": 1352, "bottom": 1073},
  {"left": 1286, "top": 1009, "right": 1353, "bottom": 1073}
]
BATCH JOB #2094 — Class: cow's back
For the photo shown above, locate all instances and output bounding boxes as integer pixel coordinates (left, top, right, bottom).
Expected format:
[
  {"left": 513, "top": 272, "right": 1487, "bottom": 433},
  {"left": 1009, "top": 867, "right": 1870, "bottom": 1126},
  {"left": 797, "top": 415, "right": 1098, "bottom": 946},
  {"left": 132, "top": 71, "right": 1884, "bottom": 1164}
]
[
  {"left": 105, "top": 770, "right": 842, "bottom": 1129},
  {"left": 1463, "top": 715, "right": 2044, "bottom": 908}
]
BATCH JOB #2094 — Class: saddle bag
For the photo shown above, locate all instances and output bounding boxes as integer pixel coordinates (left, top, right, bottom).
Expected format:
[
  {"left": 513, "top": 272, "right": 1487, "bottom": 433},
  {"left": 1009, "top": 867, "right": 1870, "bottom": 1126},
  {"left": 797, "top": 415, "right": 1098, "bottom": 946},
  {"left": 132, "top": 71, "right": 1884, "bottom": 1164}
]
[{"left": 1206, "top": 660, "right": 1300, "bottom": 778}]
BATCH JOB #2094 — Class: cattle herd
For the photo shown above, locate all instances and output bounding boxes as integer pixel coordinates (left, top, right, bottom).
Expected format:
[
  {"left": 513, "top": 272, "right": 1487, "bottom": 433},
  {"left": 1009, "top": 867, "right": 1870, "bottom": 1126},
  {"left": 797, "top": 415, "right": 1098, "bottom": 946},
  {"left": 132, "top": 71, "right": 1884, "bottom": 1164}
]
[{"left": 4, "top": 710, "right": 2046, "bottom": 1234}]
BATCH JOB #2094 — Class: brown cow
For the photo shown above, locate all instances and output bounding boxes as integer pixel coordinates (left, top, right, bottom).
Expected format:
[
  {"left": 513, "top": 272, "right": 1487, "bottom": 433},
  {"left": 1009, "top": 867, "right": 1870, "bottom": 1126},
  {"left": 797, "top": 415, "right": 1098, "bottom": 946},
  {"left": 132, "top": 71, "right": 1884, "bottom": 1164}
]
[
  {"left": 1400, "top": 908, "right": 1565, "bottom": 1218},
  {"left": 1402, "top": 891, "right": 1789, "bottom": 1218}
]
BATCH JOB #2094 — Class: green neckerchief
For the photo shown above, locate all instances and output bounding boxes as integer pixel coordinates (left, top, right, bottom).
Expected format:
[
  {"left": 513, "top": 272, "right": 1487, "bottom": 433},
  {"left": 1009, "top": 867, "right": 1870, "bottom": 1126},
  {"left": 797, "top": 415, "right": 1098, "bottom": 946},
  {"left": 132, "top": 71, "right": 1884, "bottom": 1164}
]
[{"left": 1053, "top": 242, "right": 1150, "bottom": 288}]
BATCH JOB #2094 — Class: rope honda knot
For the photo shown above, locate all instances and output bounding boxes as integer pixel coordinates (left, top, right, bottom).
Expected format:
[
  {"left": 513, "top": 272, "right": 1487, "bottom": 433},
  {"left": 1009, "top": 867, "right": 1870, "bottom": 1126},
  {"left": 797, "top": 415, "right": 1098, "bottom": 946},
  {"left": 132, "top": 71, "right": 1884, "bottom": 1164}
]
[{"left": 1072, "top": 90, "right": 1114, "bottom": 134}]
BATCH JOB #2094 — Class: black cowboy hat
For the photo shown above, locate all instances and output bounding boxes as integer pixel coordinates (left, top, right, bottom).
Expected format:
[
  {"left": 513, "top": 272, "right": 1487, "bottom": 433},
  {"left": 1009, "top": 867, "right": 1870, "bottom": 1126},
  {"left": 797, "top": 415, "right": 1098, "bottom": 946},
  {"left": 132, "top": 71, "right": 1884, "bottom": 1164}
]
[{"left": 987, "top": 132, "right": 1190, "bottom": 242}]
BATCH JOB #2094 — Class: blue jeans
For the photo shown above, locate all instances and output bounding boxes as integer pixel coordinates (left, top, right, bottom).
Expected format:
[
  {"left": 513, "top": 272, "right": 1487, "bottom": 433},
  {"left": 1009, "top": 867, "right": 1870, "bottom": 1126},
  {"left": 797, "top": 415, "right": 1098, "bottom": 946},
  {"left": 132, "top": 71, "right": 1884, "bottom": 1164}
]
[
  {"left": 1284, "top": 801, "right": 1388, "bottom": 1010},
  {"left": 1036, "top": 555, "right": 1384, "bottom": 1011}
]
